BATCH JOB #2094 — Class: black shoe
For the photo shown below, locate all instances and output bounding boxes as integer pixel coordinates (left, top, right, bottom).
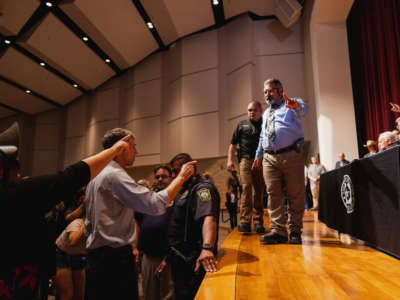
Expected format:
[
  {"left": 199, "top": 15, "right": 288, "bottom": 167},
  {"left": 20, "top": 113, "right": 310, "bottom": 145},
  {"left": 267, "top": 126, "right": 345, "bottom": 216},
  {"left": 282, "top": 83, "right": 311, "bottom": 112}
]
[
  {"left": 259, "top": 232, "right": 287, "bottom": 244},
  {"left": 238, "top": 223, "right": 251, "bottom": 233},
  {"left": 289, "top": 232, "right": 302, "bottom": 244},
  {"left": 254, "top": 224, "right": 266, "bottom": 234}
]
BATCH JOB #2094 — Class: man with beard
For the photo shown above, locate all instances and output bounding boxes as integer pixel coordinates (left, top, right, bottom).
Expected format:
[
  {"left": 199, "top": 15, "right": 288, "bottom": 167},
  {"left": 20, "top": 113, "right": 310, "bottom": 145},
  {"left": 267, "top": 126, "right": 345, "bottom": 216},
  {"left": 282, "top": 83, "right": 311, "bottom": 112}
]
[
  {"left": 253, "top": 78, "right": 308, "bottom": 245},
  {"left": 135, "top": 165, "right": 175, "bottom": 300}
]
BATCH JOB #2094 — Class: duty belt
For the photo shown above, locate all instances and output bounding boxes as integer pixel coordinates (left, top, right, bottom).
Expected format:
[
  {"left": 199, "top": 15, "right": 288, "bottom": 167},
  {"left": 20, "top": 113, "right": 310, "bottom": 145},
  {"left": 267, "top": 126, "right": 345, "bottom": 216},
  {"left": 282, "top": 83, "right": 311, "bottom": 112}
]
[{"left": 264, "top": 138, "right": 303, "bottom": 155}]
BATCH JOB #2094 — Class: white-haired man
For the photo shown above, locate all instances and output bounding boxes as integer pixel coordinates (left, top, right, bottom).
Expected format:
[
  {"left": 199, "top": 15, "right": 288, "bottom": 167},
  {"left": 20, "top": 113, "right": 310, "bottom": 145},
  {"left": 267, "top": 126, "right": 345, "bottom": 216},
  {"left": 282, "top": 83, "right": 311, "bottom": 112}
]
[{"left": 378, "top": 131, "right": 396, "bottom": 151}]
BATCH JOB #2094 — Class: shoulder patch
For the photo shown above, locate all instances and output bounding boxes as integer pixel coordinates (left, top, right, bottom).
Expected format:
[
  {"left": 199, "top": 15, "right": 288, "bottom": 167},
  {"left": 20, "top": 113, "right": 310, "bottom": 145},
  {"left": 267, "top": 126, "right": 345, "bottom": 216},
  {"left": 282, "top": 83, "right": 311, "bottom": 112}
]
[{"left": 197, "top": 188, "right": 211, "bottom": 202}]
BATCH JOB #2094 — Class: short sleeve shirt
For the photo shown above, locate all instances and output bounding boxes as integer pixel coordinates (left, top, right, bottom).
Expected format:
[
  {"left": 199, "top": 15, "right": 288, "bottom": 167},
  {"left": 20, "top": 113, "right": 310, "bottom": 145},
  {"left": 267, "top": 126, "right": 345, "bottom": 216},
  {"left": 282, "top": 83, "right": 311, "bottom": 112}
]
[
  {"left": 56, "top": 218, "right": 87, "bottom": 255},
  {"left": 168, "top": 177, "right": 220, "bottom": 254},
  {"left": 231, "top": 119, "right": 262, "bottom": 159}
]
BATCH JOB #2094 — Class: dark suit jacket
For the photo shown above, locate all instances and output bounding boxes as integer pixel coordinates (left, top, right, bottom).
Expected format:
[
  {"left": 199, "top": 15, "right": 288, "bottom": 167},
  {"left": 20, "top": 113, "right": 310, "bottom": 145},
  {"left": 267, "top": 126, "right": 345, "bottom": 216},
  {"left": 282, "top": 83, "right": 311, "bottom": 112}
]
[{"left": 335, "top": 160, "right": 350, "bottom": 169}]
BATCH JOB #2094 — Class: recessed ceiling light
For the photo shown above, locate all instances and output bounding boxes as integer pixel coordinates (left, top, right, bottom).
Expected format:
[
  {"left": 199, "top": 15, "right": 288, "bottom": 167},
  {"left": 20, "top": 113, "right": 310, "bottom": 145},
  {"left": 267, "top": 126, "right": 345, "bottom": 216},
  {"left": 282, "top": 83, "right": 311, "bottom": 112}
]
[
  {"left": 4, "top": 39, "right": 11, "bottom": 45},
  {"left": 40, "top": 62, "right": 46, "bottom": 67},
  {"left": 25, "top": 90, "right": 31, "bottom": 94},
  {"left": 105, "top": 58, "right": 111, "bottom": 63},
  {"left": 146, "top": 22, "right": 154, "bottom": 29},
  {"left": 73, "top": 84, "right": 78, "bottom": 88},
  {"left": 212, "top": 0, "right": 219, "bottom": 5},
  {"left": 82, "top": 36, "right": 89, "bottom": 42},
  {"left": 45, "top": 2, "right": 53, "bottom": 7}
]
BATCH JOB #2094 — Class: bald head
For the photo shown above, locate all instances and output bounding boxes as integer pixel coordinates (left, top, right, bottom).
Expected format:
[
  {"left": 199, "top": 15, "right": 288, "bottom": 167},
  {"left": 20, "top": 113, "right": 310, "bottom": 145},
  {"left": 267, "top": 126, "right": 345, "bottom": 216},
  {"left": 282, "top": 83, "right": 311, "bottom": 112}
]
[
  {"left": 338, "top": 153, "right": 345, "bottom": 161},
  {"left": 247, "top": 101, "right": 262, "bottom": 121}
]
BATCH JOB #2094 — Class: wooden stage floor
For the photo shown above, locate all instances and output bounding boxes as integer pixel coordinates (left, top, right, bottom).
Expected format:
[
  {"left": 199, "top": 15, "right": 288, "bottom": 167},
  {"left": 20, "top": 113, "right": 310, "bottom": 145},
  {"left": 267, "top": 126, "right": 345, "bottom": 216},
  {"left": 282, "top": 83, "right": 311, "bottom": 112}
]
[{"left": 196, "top": 211, "right": 400, "bottom": 299}]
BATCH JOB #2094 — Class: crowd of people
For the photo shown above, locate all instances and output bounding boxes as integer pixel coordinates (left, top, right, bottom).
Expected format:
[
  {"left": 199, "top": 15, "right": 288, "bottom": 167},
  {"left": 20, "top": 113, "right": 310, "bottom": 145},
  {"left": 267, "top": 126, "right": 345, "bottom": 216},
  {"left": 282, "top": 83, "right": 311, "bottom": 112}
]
[
  {"left": 0, "top": 126, "right": 219, "bottom": 300},
  {"left": 2, "top": 76, "right": 398, "bottom": 300}
]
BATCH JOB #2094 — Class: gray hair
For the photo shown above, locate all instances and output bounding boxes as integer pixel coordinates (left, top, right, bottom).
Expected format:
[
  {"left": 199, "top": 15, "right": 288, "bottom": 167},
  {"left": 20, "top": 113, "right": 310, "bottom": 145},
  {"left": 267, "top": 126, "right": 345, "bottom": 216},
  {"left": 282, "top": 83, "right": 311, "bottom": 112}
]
[
  {"left": 264, "top": 78, "right": 283, "bottom": 89},
  {"left": 378, "top": 131, "right": 396, "bottom": 143},
  {"left": 102, "top": 128, "right": 134, "bottom": 149}
]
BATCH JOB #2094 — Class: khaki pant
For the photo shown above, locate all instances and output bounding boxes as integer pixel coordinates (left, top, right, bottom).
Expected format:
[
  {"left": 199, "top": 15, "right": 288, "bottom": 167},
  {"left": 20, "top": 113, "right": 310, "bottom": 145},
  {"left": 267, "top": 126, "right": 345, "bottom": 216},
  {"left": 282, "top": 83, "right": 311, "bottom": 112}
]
[
  {"left": 311, "top": 184, "right": 319, "bottom": 209},
  {"left": 262, "top": 149, "right": 305, "bottom": 236},
  {"left": 239, "top": 157, "right": 265, "bottom": 225},
  {"left": 141, "top": 253, "right": 175, "bottom": 300}
]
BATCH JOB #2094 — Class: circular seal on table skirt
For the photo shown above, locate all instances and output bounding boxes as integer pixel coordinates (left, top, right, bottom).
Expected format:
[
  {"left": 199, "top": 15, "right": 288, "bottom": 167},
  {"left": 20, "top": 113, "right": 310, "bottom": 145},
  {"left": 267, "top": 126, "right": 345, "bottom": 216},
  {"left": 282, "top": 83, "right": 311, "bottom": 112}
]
[{"left": 341, "top": 174, "right": 354, "bottom": 214}]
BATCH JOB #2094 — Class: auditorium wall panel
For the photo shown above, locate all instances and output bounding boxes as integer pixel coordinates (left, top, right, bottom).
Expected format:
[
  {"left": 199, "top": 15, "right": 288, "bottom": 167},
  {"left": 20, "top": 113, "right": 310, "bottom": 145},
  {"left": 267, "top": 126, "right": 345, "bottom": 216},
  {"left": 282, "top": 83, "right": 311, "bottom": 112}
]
[
  {"left": 181, "top": 69, "right": 218, "bottom": 116},
  {"left": 66, "top": 97, "right": 88, "bottom": 138},
  {"left": 181, "top": 30, "right": 218, "bottom": 75},
  {"left": 134, "top": 52, "right": 162, "bottom": 85},
  {"left": 223, "top": 15, "right": 252, "bottom": 74},
  {"left": 253, "top": 19, "right": 303, "bottom": 56},
  {"left": 120, "top": 84, "right": 135, "bottom": 126},
  {"left": 32, "top": 150, "right": 59, "bottom": 175},
  {"left": 182, "top": 112, "right": 219, "bottom": 159},
  {"left": 166, "top": 119, "right": 183, "bottom": 161},
  {"left": 133, "top": 79, "right": 161, "bottom": 118},
  {"left": 164, "top": 41, "right": 182, "bottom": 84},
  {"left": 64, "top": 136, "right": 85, "bottom": 167},
  {"left": 165, "top": 78, "right": 182, "bottom": 123},
  {"left": 226, "top": 64, "right": 253, "bottom": 119},
  {"left": 32, "top": 110, "right": 63, "bottom": 175},
  {"left": 89, "top": 87, "right": 120, "bottom": 125},
  {"left": 125, "top": 116, "right": 160, "bottom": 156}
]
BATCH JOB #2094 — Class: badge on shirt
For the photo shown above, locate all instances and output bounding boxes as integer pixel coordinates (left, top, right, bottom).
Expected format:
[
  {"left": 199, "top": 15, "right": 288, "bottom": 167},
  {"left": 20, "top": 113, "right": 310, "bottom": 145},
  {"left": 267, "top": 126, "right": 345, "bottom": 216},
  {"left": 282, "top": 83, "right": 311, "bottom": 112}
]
[{"left": 197, "top": 188, "right": 211, "bottom": 202}]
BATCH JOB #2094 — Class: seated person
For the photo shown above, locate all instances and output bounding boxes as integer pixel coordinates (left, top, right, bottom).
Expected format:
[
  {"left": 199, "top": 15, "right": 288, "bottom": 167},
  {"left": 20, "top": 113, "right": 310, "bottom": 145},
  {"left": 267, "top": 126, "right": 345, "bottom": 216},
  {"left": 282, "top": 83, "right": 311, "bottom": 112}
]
[
  {"left": 378, "top": 131, "right": 396, "bottom": 151},
  {"left": 335, "top": 153, "right": 350, "bottom": 169},
  {"left": 363, "top": 140, "right": 378, "bottom": 158}
]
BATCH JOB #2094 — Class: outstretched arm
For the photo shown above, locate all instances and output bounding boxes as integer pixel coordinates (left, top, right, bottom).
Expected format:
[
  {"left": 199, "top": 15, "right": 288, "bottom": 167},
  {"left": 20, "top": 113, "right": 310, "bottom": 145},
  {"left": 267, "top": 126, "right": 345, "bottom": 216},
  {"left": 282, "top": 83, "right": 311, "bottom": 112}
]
[
  {"left": 195, "top": 215, "right": 217, "bottom": 273},
  {"left": 83, "top": 135, "right": 131, "bottom": 180}
]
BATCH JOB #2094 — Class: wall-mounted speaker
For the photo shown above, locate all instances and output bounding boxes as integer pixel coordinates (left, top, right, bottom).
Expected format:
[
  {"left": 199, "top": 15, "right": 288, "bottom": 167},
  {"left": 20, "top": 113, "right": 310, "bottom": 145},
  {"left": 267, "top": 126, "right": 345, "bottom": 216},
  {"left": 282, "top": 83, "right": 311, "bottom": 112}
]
[{"left": 274, "top": 0, "right": 303, "bottom": 28}]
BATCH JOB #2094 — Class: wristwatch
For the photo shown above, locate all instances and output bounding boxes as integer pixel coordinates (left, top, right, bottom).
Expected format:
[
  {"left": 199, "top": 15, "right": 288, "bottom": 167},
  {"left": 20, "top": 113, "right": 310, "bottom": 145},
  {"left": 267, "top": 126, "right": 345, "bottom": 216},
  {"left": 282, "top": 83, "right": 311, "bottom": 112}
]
[{"left": 202, "top": 243, "right": 214, "bottom": 251}]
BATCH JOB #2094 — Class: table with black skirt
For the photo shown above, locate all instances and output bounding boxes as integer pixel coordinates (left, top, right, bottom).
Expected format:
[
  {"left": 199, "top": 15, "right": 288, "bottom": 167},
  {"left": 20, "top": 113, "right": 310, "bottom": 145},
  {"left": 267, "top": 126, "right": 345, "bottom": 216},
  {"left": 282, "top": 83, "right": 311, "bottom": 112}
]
[{"left": 319, "top": 145, "right": 400, "bottom": 258}]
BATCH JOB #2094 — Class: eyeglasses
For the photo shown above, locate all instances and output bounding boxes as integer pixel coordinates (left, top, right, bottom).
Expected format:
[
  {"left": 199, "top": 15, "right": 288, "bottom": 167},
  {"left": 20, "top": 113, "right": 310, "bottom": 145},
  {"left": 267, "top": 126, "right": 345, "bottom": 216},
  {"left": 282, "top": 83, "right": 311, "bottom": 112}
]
[
  {"left": 155, "top": 174, "right": 169, "bottom": 179},
  {"left": 264, "top": 88, "right": 279, "bottom": 94}
]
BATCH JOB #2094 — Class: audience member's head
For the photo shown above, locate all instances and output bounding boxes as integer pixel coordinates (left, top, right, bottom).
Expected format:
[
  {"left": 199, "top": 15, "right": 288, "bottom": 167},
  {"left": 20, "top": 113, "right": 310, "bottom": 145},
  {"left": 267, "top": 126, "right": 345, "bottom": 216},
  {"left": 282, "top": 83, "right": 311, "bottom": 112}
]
[
  {"left": 338, "top": 152, "right": 346, "bottom": 161},
  {"left": 311, "top": 155, "right": 319, "bottom": 165},
  {"left": 392, "top": 129, "right": 400, "bottom": 141},
  {"left": 364, "top": 140, "right": 378, "bottom": 153},
  {"left": 395, "top": 117, "right": 400, "bottom": 131},
  {"left": 378, "top": 131, "right": 396, "bottom": 151},
  {"left": 137, "top": 179, "right": 150, "bottom": 189},
  {"left": 153, "top": 165, "right": 172, "bottom": 191}
]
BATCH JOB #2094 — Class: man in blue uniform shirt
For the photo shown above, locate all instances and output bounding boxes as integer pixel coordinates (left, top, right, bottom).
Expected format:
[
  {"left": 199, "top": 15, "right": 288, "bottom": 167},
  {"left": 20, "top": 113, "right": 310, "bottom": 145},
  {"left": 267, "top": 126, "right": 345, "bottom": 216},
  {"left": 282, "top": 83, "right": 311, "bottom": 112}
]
[{"left": 252, "top": 78, "right": 308, "bottom": 244}]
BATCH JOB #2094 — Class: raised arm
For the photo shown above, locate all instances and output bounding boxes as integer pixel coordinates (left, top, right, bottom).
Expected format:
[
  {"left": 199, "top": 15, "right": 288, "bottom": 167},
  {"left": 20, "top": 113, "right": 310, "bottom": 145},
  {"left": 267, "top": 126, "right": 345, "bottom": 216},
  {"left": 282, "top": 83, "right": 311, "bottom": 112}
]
[{"left": 83, "top": 135, "right": 131, "bottom": 180}]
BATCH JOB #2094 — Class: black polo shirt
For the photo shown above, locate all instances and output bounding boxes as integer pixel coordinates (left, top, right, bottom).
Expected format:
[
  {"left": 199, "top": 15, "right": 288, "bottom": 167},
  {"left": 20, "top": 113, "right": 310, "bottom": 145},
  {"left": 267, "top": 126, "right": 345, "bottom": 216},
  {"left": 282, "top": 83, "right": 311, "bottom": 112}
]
[{"left": 231, "top": 119, "right": 262, "bottom": 160}]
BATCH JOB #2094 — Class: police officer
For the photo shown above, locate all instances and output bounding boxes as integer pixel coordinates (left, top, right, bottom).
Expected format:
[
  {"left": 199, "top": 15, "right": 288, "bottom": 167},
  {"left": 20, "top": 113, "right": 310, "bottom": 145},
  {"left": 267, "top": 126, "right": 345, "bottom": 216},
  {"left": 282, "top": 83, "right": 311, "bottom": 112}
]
[
  {"left": 227, "top": 100, "right": 266, "bottom": 234},
  {"left": 168, "top": 153, "right": 220, "bottom": 300}
]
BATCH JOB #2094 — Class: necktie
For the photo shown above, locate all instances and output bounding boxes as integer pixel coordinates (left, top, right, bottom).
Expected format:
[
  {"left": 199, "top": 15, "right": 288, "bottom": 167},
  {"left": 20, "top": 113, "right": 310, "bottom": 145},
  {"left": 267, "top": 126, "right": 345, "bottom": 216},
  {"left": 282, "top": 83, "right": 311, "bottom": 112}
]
[{"left": 266, "top": 107, "right": 276, "bottom": 141}]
